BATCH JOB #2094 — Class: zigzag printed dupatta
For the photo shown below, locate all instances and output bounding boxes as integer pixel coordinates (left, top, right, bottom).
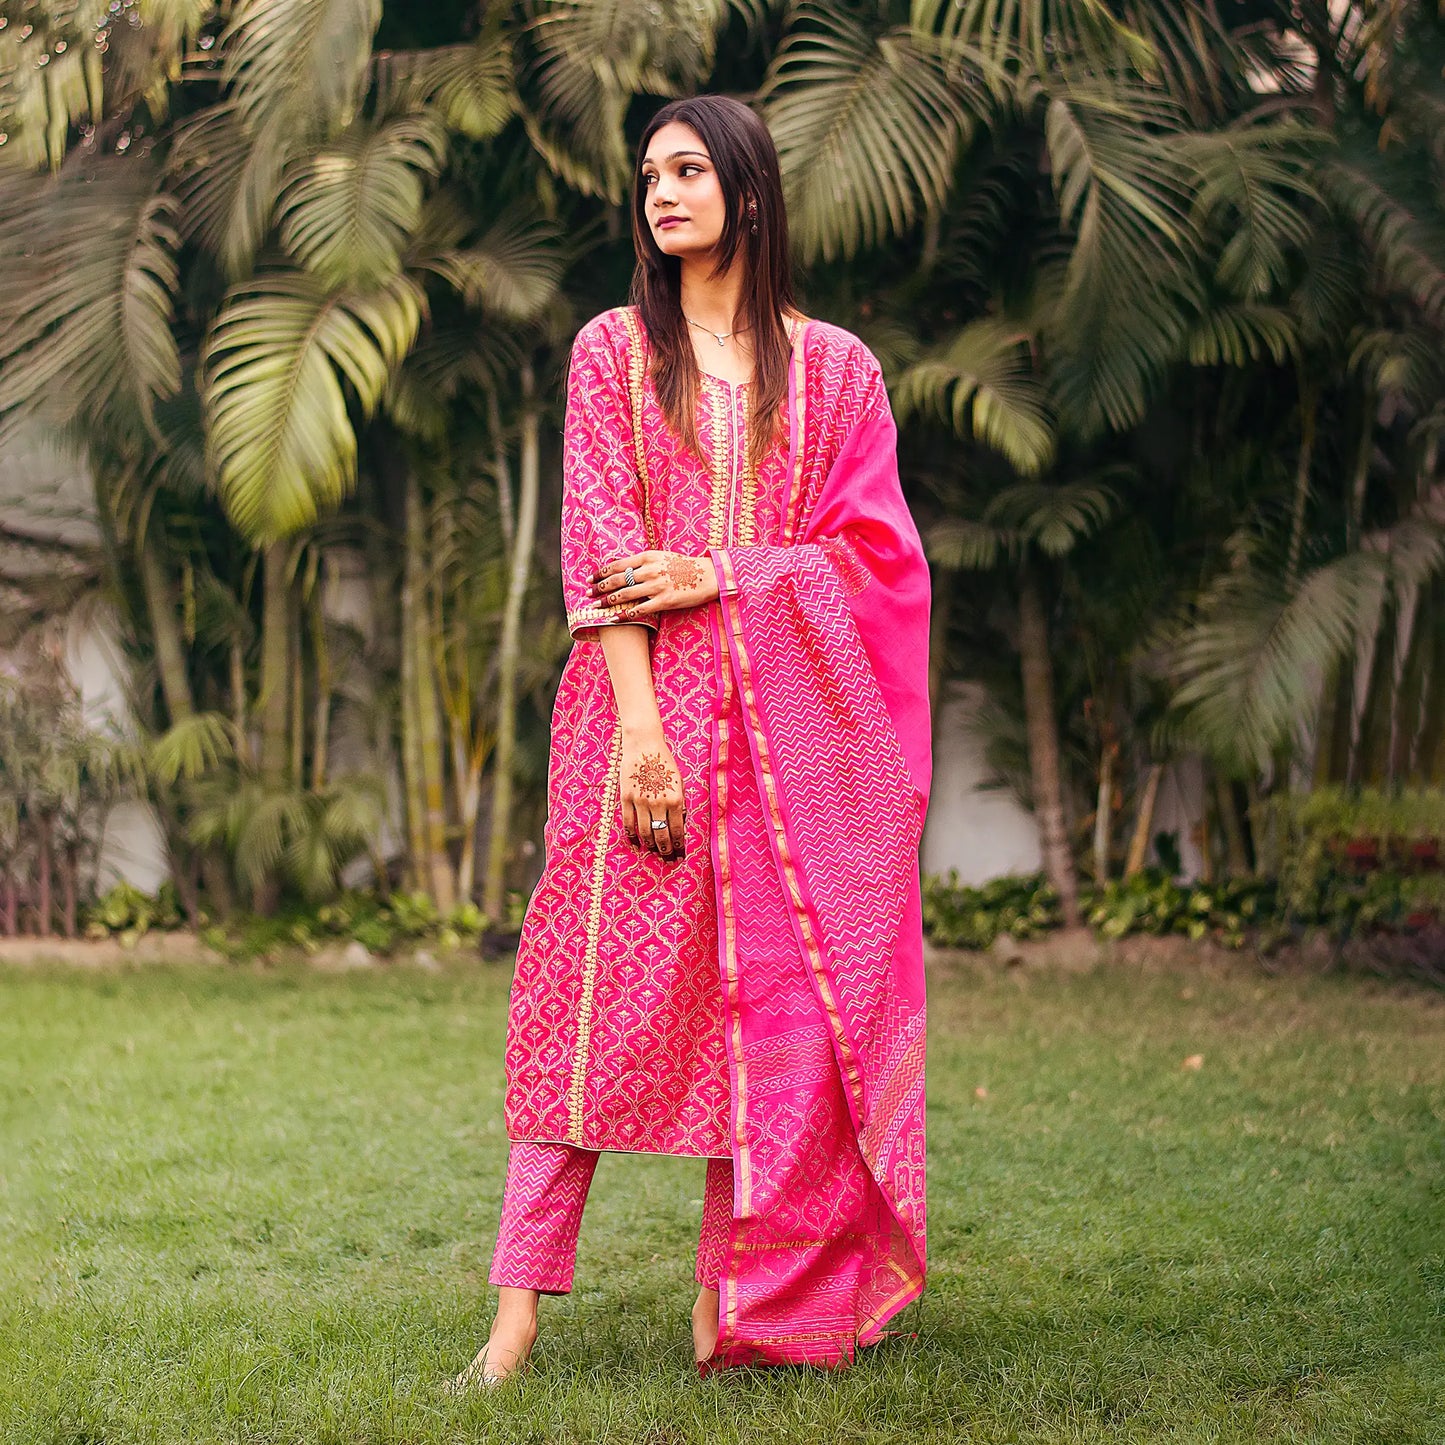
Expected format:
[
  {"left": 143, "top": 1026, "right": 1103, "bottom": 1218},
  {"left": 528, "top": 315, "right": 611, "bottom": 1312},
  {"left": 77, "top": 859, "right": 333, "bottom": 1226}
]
[{"left": 701, "top": 321, "right": 933, "bottom": 1368}]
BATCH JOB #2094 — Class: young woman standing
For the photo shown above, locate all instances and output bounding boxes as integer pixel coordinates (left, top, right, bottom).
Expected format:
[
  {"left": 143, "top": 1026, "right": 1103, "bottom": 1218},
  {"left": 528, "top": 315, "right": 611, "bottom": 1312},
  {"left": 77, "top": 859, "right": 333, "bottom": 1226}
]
[{"left": 456, "top": 93, "right": 932, "bottom": 1385}]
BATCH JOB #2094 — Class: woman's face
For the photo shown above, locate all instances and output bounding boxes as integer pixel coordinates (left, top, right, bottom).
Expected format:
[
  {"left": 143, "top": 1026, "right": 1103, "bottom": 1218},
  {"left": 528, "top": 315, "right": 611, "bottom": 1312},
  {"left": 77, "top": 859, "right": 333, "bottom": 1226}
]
[{"left": 640, "top": 121, "right": 736, "bottom": 260}]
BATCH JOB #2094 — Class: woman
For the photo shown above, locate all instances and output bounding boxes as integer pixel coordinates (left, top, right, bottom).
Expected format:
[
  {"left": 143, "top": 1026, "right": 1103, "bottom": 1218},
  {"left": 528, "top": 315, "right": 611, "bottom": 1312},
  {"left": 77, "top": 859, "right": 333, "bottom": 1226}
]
[{"left": 456, "top": 93, "right": 932, "bottom": 1385}]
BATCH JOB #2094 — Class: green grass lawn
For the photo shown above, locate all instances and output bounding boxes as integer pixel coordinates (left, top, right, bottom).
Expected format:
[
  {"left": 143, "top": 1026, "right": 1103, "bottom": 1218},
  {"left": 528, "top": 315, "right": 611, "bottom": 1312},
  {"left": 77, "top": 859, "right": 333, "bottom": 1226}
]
[{"left": 0, "top": 953, "right": 1440, "bottom": 1444}]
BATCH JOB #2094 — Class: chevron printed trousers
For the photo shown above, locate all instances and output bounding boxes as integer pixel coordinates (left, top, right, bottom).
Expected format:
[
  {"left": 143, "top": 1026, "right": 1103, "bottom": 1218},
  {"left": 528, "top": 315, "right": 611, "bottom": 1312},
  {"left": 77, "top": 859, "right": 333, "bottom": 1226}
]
[{"left": 489, "top": 1141, "right": 734, "bottom": 1294}]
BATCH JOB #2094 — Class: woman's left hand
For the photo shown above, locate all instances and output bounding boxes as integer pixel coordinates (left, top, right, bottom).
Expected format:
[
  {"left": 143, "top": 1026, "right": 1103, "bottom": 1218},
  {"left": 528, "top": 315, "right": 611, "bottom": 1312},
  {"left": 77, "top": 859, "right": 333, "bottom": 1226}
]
[{"left": 589, "top": 551, "right": 720, "bottom": 618}]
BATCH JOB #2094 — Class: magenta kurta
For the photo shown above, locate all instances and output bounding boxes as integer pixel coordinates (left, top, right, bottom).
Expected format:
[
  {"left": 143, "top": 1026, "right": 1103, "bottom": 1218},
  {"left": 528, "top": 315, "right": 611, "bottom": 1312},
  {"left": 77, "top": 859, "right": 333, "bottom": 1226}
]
[{"left": 504, "top": 304, "right": 932, "bottom": 1365}]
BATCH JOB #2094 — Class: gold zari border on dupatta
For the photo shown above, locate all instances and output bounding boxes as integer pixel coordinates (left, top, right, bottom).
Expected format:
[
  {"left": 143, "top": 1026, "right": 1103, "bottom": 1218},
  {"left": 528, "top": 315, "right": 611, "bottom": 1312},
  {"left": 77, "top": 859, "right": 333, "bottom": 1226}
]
[{"left": 712, "top": 320, "right": 805, "bottom": 1341}]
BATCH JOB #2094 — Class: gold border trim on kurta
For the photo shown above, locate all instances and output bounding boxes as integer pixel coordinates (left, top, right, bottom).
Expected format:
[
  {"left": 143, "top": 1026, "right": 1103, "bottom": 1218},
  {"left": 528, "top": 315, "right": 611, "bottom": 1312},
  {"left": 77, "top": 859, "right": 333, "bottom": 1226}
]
[
  {"left": 736, "top": 384, "right": 759, "bottom": 546},
  {"left": 566, "top": 724, "right": 624, "bottom": 1143},
  {"left": 617, "top": 307, "right": 656, "bottom": 548},
  {"left": 703, "top": 377, "right": 730, "bottom": 549},
  {"left": 781, "top": 322, "right": 809, "bottom": 545}
]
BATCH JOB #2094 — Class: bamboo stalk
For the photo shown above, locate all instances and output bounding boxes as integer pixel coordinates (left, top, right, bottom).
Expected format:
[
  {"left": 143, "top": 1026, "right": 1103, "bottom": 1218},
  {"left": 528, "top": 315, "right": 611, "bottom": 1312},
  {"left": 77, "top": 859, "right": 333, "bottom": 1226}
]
[
  {"left": 1018, "top": 565, "right": 1080, "bottom": 927},
  {"left": 485, "top": 361, "right": 541, "bottom": 922},
  {"left": 138, "top": 530, "right": 195, "bottom": 725},
  {"left": 1125, "top": 763, "right": 1164, "bottom": 879},
  {"left": 407, "top": 469, "right": 455, "bottom": 908}
]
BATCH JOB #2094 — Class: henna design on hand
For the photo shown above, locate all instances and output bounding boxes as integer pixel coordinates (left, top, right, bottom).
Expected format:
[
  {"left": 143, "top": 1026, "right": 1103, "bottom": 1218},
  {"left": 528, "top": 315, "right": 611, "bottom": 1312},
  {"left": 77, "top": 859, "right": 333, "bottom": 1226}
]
[
  {"left": 630, "top": 752, "right": 676, "bottom": 799},
  {"left": 665, "top": 554, "right": 705, "bottom": 592}
]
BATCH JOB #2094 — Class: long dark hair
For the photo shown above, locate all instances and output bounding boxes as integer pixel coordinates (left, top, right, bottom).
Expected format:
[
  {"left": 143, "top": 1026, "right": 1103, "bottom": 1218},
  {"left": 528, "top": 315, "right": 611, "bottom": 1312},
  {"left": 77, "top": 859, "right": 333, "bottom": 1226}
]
[{"left": 629, "top": 95, "right": 799, "bottom": 473}]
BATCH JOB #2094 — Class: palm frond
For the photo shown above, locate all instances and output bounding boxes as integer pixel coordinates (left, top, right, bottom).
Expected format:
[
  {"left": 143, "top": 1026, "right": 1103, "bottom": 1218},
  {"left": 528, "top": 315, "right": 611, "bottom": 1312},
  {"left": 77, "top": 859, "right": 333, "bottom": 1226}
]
[
  {"left": 1319, "top": 156, "right": 1445, "bottom": 325},
  {"left": 1187, "top": 302, "right": 1298, "bottom": 367},
  {"left": 150, "top": 712, "right": 240, "bottom": 784},
  {"left": 371, "top": 31, "right": 516, "bottom": 139},
  {"left": 1349, "top": 324, "right": 1445, "bottom": 409},
  {"left": 529, "top": 0, "right": 727, "bottom": 95},
  {"left": 910, "top": 0, "right": 1151, "bottom": 79},
  {"left": 277, "top": 116, "right": 447, "bottom": 288},
  {"left": 221, "top": 0, "right": 382, "bottom": 138},
  {"left": 1189, "top": 125, "right": 1321, "bottom": 299},
  {"left": 1043, "top": 80, "right": 1204, "bottom": 436},
  {"left": 203, "top": 269, "right": 424, "bottom": 541},
  {"left": 924, "top": 515, "right": 1019, "bottom": 571},
  {"left": 893, "top": 318, "right": 1055, "bottom": 475},
  {"left": 386, "top": 319, "right": 522, "bottom": 440},
  {"left": 984, "top": 478, "right": 1119, "bottom": 558},
  {"left": 760, "top": 5, "right": 971, "bottom": 262},
  {"left": 0, "top": 0, "right": 205, "bottom": 169},
  {"left": 0, "top": 10, "right": 104, "bottom": 170},
  {"left": 415, "top": 207, "right": 565, "bottom": 321},
  {"left": 169, "top": 102, "right": 292, "bottom": 278},
  {"left": 0, "top": 156, "right": 180, "bottom": 444},
  {"left": 518, "top": 0, "right": 728, "bottom": 203},
  {"left": 1172, "top": 550, "right": 1389, "bottom": 771}
]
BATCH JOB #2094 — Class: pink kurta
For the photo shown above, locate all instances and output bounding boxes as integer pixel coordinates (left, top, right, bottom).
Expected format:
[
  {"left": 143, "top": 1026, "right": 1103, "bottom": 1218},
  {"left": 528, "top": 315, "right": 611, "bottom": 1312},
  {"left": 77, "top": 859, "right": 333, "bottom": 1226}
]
[{"left": 504, "top": 304, "right": 932, "bottom": 1365}]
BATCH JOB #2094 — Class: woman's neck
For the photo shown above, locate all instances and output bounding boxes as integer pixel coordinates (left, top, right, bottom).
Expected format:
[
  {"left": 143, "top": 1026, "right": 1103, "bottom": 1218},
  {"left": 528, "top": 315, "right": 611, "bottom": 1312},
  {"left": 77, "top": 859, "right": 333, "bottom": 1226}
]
[{"left": 679, "top": 255, "right": 746, "bottom": 335}]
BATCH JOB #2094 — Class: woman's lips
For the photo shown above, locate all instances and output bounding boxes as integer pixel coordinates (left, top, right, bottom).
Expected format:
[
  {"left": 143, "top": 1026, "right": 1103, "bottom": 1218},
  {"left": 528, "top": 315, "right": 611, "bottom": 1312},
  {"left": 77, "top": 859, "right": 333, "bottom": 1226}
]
[{"left": 656, "top": 217, "right": 687, "bottom": 229}]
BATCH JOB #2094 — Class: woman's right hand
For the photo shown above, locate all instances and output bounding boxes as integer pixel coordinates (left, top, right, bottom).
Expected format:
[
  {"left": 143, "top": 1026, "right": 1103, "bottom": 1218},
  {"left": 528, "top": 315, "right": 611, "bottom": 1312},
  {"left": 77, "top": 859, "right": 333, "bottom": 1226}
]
[{"left": 618, "top": 723, "right": 687, "bottom": 858}]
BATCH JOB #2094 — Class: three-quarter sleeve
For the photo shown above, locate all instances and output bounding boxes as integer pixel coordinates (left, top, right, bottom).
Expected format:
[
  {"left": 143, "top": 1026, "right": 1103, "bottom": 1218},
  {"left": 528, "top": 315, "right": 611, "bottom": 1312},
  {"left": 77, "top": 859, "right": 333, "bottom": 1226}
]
[{"left": 559, "top": 317, "right": 659, "bottom": 643}]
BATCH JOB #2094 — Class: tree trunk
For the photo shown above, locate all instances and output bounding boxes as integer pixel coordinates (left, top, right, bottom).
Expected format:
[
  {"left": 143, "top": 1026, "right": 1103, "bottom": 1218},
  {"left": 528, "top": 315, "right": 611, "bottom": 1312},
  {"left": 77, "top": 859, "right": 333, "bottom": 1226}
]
[
  {"left": 290, "top": 583, "right": 305, "bottom": 789},
  {"left": 138, "top": 529, "right": 195, "bottom": 724},
  {"left": 490, "top": 389, "right": 515, "bottom": 553},
  {"left": 399, "top": 485, "right": 428, "bottom": 893},
  {"left": 1216, "top": 775, "right": 1250, "bottom": 878},
  {"left": 927, "top": 562, "right": 955, "bottom": 755},
  {"left": 61, "top": 843, "right": 79, "bottom": 939},
  {"left": 406, "top": 468, "right": 455, "bottom": 908},
  {"left": 1353, "top": 591, "right": 1398, "bottom": 788},
  {"left": 310, "top": 558, "right": 332, "bottom": 793},
  {"left": 1092, "top": 726, "right": 1117, "bottom": 884},
  {"left": 456, "top": 748, "right": 488, "bottom": 904},
  {"left": 259, "top": 542, "right": 291, "bottom": 788},
  {"left": 1418, "top": 578, "right": 1445, "bottom": 786},
  {"left": 255, "top": 540, "right": 291, "bottom": 912},
  {"left": 1391, "top": 578, "right": 1435, "bottom": 783},
  {"left": 36, "top": 812, "right": 53, "bottom": 937},
  {"left": 1, "top": 872, "right": 17, "bottom": 936},
  {"left": 485, "top": 361, "right": 541, "bottom": 922},
  {"left": 1313, "top": 657, "right": 1355, "bottom": 787},
  {"left": 1286, "top": 383, "right": 1316, "bottom": 587},
  {"left": 1125, "top": 763, "right": 1164, "bottom": 879},
  {"left": 1017, "top": 566, "right": 1080, "bottom": 927},
  {"left": 230, "top": 636, "right": 251, "bottom": 769}
]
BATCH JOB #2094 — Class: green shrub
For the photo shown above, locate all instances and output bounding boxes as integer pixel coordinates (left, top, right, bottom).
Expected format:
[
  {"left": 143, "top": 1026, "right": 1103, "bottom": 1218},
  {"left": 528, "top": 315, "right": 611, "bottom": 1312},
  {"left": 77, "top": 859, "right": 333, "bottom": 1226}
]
[
  {"left": 83, "top": 882, "right": 186, "bottom": 939},
  {"left": 922, "top": 872, "right": 1060, "bottom": 949}
]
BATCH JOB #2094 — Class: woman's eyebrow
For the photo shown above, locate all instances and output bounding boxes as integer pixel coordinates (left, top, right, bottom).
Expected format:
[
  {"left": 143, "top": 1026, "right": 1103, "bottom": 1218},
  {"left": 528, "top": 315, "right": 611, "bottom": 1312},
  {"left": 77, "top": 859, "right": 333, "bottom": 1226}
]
[{"left": 642, "top": 150, "right": 711, "bottom": 167}]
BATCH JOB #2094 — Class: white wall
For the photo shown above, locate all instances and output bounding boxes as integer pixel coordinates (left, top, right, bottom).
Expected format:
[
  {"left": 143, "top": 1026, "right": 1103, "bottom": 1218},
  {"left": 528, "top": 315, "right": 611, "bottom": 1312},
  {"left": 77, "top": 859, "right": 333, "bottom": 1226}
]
[{"left": 921, "top": 680, "right": 1042, "bottom": 883}]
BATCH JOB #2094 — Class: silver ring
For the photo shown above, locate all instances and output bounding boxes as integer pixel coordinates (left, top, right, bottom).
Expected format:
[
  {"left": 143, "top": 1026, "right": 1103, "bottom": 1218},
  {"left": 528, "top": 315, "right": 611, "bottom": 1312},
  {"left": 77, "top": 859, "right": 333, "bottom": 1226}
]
[
  {"left": 650, "top": 819, "right": 668, "bottom": 830},
  {"left": 623, "top": 565, "right": 636, "bottom": 587}
]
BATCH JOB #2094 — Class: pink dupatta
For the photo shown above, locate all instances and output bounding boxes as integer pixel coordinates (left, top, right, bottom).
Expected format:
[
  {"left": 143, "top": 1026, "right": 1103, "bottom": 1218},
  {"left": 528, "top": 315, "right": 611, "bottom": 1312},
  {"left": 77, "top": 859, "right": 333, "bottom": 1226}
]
[{"left": 703, "top": 321, "right": 932, "bottom": 1367}]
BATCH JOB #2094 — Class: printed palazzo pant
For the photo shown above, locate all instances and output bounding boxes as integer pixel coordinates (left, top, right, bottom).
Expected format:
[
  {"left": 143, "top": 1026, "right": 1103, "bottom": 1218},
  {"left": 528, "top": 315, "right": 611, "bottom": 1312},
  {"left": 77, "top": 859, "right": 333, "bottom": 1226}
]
[{"left": 490, "top": 1143, "right": 733, "bottom": 1294}]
